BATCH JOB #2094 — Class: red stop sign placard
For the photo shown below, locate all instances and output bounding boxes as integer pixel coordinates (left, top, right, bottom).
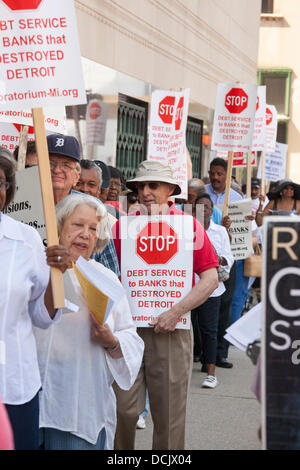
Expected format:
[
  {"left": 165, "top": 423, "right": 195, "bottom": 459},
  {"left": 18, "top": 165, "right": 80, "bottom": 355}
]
[
  {"left": 174, "top": 96, "right": 184, "bottom": 131},
  {"left": 89, "top": 102, "right": 101, "bottom": 120},
  {"left": 13, "top": 123, "right": 34, "bottom": 134},
  {"left": 266, "top": 107, "right": 273, "bottom": 125},
  {"left": 2, "top": 0, "right": 43, "bottom": 9},
  {"left": 136, "top": 221, "right": 178, "bottom": 265},
  {"left": 158, "top": 96, "right": 176, "bottom": 124},
  {"left": 225, "top": 87, "right": 248, "bottom": 114}
]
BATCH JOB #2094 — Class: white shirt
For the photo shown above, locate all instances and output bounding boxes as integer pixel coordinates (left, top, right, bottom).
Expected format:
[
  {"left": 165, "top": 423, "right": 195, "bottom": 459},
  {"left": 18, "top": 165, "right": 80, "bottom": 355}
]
[
  {"left": 34, "top": 261, "right": 144, "bottom": 449},
  {"left": 206, "top": 221, "right": 234, "bottom": 297},
  {"left": 0, "top": 214, "right": 61, "bottom": 405}
]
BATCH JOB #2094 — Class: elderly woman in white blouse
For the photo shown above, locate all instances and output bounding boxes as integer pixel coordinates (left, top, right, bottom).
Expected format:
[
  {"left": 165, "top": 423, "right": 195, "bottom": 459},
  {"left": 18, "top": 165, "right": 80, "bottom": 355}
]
[
  {"left": 34, "top": 193, "right": 144, "bottom": 450},
  {"left": 0, "top": 149, "right": 64, "bottom": 450}
]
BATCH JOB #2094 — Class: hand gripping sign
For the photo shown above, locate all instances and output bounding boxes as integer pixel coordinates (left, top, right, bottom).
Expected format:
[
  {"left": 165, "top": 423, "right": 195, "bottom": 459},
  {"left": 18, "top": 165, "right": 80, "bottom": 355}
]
[
  {"left": 0, "top": 0, "right": 87, "bottom": 307},
  {"left": 121, "top": 215, "right": 193, "bottom": 329}
]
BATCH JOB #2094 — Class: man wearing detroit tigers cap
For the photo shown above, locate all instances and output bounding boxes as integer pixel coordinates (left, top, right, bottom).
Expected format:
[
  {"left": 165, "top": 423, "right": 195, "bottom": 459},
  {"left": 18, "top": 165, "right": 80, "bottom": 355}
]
[{"left": 113, "top": 160, "right": 219, "bottom": 450}]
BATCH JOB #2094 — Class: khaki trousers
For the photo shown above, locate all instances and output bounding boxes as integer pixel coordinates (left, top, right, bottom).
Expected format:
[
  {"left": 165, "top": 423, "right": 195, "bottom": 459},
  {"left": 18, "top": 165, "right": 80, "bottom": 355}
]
[{"left": 113, "top": 327, "right": 193, "bottom": 450}]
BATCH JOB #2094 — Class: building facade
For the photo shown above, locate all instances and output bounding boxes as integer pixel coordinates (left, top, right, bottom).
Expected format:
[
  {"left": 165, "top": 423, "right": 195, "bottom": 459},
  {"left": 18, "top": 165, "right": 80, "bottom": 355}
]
[
  {"left": 70, "top": 0, "right": 261, "bottom": 180},
  {"left": 258, "top": 0, "right": 300, "bottom": 181}
]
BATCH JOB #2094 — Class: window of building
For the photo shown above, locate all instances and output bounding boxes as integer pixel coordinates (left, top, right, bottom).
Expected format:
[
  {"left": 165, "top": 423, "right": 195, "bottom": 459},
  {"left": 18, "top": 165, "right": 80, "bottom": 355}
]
[{"left": 261, "top": 0, "right": 274, "bottom": 13}]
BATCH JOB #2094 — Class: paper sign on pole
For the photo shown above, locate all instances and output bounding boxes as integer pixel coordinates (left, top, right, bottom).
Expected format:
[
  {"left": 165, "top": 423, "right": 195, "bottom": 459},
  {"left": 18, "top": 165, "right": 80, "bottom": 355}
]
[
  {"left": 0, "top": 106, "right": 67, "bottom": 133},
  {"left": 86, "top": 99, "right": 108, "bottom": 146},
  {"left": 265, "top": 105, "right": 278, "bottom": 153},
  {"left": 252, "top": 86, "right": 266, "bottom": 152},
  {"left": 147, "top": 89, "right": 190, "bottom": 199},
  {"left": 262, "top": 217, "right": 300, "bottom": 450},
  {"left": 257, "top": 142, "right": 288, "bottom": 182},
  {"left": 0, "top": 0, "right": 86, "bottom": 109},
  {"left": 120, "top": 215, "right": 193, "bottom": 329},
  {"left": 3, "top": 166, "right": 47, "bottom": 244},
  {"left": 0, "top": 121, "right": 34, "bottom": 151},
  {"left": 211, "top": 83, "right": 257, "bottom": 152},
  {"left": 216, "top": 199, "right": 253, "bottom": 260},
  {"left": 211, "top": 150, "right": 257, "bottom": 167}
]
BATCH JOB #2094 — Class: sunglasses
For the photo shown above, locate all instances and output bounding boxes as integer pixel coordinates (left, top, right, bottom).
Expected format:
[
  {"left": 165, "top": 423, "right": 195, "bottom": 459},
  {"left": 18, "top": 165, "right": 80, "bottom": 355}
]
[{"left": 136, "top": 182, "right": 161, "bottom": 191}]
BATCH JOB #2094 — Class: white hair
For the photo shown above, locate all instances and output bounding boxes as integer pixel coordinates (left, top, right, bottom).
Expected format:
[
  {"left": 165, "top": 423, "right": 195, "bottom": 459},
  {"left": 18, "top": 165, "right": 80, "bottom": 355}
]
[{"left": 56, "top": 193, "right": 110, "bottom": 254}]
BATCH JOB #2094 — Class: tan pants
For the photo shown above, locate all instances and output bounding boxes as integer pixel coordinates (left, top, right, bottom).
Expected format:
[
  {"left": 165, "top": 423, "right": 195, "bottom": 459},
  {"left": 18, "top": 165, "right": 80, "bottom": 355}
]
[{"left": 113, "top": 327, "right": 193, "bottom": 450}]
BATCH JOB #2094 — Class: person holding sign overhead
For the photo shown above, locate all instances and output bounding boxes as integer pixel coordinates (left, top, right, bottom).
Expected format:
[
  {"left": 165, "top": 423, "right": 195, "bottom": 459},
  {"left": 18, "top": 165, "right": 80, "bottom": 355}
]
[
  {"left": 34, "top": 193, "right": 143, "bottom": 450},
  {"left": 0, "top": 149, "right": 64, "bottom": 450},
  {"left": 113, "top": 160, "right": 219, "bottom": 450}
]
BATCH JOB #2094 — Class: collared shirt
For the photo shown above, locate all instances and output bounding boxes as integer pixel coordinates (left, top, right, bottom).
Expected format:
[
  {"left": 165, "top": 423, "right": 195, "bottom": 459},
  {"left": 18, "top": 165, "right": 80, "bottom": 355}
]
[
  {"left": 0, "top": 214, "right": 61, "bottom": 405},
  {"left": 206, "top": 183, "right": 243, "bottom": 205},
  {"left": 70, "top": 190, "right": 120, "bottom": 277},
  {"left": 206, "top": 221, "right": 234, "bottom": 297}
]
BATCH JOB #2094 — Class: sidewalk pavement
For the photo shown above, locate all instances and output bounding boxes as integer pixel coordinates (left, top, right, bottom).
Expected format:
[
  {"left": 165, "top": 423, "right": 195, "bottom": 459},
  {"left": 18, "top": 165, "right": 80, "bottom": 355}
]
[{"left": 135, "top": 346, "right": 261, "bottom": 450}]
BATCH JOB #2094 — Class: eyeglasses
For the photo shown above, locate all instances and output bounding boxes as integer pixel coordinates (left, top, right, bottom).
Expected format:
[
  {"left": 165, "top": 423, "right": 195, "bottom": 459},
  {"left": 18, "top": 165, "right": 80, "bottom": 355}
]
[
  {"left": 0, "top": 181, "right": 11, "bottom": 191},
  {"left": 109, "top": 181, "right": 122, "bottom": 188},
  {"left": 136, "top": 182, "right": 161, "bottom": 191},
  {"left": 49, "top": 161, "right": 76, "bottom": 172}
]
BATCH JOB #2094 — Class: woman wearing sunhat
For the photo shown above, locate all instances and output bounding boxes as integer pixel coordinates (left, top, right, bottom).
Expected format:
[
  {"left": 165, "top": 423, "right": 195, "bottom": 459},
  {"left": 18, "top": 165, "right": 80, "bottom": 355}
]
[{"left": 256, "top": 178, "right": 300, "bottom": 226}]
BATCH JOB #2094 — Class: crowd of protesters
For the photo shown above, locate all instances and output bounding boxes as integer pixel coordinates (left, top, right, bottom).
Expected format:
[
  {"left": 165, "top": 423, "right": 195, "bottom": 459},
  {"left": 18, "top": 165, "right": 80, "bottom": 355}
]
[{"left": 1, "top": 135, "right": 300, "bottom": 451}]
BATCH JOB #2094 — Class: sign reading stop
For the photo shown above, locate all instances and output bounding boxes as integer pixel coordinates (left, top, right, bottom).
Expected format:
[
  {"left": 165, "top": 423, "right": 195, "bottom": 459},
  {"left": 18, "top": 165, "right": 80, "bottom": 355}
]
[
  {"left": 89, "top": 102, "right": 102, "bottom": 120},
  {"left": 2, "top": 0, "right": 43, "bottom": 9},
  {"left": 158, "top": 96, "right": 176, "bottom": 124},
  {"left": 266, "top": 107, "right": 273, "bottom": 125},
  {"left": 136, "top": 221, "right": 178, "bottom": 265},
  {"left": 225, "top": 87, "right": 248, "bottom": 114}
]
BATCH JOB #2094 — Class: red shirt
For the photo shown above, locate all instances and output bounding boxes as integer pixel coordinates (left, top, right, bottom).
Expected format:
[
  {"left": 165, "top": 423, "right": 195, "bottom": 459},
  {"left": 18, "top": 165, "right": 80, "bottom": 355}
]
[{"left": 113, "top": 203, "right": 219, "bottom": 279}]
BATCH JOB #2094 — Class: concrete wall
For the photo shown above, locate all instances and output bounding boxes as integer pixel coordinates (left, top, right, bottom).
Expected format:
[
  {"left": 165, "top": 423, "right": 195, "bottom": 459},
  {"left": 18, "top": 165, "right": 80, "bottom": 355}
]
[
  {"left": 258, "top": 0, "right": 300, "bottom": 181},
  {"left": 75, "top": 0, "right": 261, "bottom": 114}
]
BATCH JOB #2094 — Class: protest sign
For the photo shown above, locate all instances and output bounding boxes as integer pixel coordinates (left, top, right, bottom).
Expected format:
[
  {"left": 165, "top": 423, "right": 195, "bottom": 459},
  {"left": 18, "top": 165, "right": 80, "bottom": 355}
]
[
  {"left": 212, "top": 150, "right": 257, "bottom": 167},
  {"left": 147, "top": 89, "right": 190, "bottom": 199},
  {"left": 211, "top": 83, "right": 257, "bottom": 153},
  {"left": 0, "top": 121, "right": 35, "bottom": 151},
  {"left": 262, "top": 217, "right": 300, "bottom": 450},
  {"left": 86, "top": 99, "right": 108, "bottom": 146},
  {"left": 0, "top": 106, "right": 66, "bottom": 133},
  {"left": 265, "top": 105, "right": 277, "bottom": 153},
  {"left": 0, "top": 0, "right": 86, "bottom": 109},
  {"left": 257, "top": 142, "right": 287, "bottom": 182},
  {"left": 252, "top": 86, "right": 266, "bottom": 152},
  {"left": 3, "top": 165, "right": 46, "bottom": 244},
  {"left": 217, "top": 199, "right": 253, "bottom": 259},
  {"left": 120, "top": 215, "right": 193, "bottom": 329}
]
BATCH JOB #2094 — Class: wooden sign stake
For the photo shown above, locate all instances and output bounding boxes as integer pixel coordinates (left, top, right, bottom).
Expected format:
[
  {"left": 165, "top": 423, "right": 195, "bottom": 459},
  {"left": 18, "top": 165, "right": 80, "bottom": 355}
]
[
  {"left": 17, "top": 125, "right": 29, "bottom": 171},
  {"left": 246, "top": 151, "right": 252, "bottom": 199},
  {"left": 223, "top": 151, "right": 234, "bottom": 216},
  {"left": 32, "top": 108, "right": 65, "bottom": 309}
]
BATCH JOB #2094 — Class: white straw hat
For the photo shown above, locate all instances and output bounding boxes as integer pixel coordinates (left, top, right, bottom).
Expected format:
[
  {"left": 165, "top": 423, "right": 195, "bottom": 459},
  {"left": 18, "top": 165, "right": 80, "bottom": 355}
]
[{"left": 126, "top": 161, "right": 181, "bottom": 196}]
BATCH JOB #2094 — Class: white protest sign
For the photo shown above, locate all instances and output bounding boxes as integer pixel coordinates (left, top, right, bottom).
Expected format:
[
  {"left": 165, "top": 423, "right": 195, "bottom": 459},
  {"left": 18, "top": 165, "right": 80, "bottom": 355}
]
[
  {"left": 120, "top": 215, "right": 193, "bottom": 329},
  {"left": 3, "top": 165, "right": 46, "bottom": 244},
  {"left": 265, "top": 105, "right": 277, "bottom": 153},
  {"left": 257, "top": 142, "right": 288, "bottom": 182},
  {"left": 0, "top": 106, "right": 66, "bottom": 133},
  {"left": 0, "top": 0, "right": 86, "bottom": 109},
  {"left": 216, "top": 199, "right": 253, "bottom": 260},
  {"left": 86, "top": 99, "right": 108, "bottom": 146},
  {"left": 0, "top": 121, "right": 53, "bottom": 151},
  {"left": 252, "top": 85, "right": 266, "bottom": 151},
  {"left": 212, "top": 150, "right": 257, "bottom": 167},
  {"left": 211, "top": 83, "right": 257, "bottom": 152},
  {"left": 147, "top": 89, "right": 190, "bottom": 199}
]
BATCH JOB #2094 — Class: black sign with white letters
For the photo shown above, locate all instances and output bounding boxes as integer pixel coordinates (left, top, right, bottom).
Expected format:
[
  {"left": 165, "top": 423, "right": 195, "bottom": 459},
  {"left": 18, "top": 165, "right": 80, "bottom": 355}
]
[{"left": 263, "top": 217, "right": 300, "bottom": 450}]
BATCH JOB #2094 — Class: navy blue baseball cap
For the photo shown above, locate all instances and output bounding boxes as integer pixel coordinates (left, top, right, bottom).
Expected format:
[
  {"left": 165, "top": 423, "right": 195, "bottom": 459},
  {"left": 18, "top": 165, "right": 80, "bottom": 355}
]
[
  {"left": 47, "top": 134, "right": 81, "bottom": 162},
  {"left": 93, "top": 160, "right": 111, "bottom": 189}
]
